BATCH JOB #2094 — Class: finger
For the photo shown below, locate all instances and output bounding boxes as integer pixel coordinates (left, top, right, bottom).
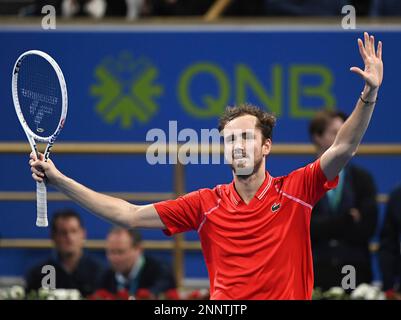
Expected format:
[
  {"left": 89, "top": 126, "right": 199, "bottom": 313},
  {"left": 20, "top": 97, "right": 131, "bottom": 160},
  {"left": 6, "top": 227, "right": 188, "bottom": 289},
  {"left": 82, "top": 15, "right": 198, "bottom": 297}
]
[
  {"left": 31, "top": 167, "right": 45, "bottom": 177},
  {"left": 364, "top": 32, "right": 371, "bottom": 55},
  {"left": 32, "top": 173, "right": 44, "bottom": 183},
  {"left": 28, "top": 159, "right": 39, "bottom": 167},
  {"left": 377, "top": 40, "right": 382, "bottom": 60},
  {"left": 38, "top": 152, "right": 45, "bottom": 161},
  {"left": 350, "top": 66, "right": 366, "bottom": 79},
  {"left": 370, "top": 35, "right": 375, "bottom": 56},
  {"left": 357, "top": 38, "right": 368, "bottom": 61},
  {"left": 30, "top": 152, "right": 37, "bottom": 160},
  {"left": 31, "top": 160, "right": 48, "bottom": 171}
]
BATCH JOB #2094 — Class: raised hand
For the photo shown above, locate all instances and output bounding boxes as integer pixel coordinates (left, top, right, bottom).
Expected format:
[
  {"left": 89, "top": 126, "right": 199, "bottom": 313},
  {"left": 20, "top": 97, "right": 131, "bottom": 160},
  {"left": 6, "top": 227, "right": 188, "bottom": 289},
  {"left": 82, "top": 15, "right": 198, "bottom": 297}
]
[{"left": 350, "top": 32, "right": 383, "bottom": 90}]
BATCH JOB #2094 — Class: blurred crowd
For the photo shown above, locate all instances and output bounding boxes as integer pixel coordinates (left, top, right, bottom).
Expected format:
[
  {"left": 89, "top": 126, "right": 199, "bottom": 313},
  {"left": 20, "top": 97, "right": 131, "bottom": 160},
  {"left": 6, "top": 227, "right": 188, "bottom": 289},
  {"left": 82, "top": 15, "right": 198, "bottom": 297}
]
[
  {"left": 0, "top": 0, "right": 400, "bottom": 19},
  {"left": 24, "top": 209, "right": 182, "bottom": 300}
]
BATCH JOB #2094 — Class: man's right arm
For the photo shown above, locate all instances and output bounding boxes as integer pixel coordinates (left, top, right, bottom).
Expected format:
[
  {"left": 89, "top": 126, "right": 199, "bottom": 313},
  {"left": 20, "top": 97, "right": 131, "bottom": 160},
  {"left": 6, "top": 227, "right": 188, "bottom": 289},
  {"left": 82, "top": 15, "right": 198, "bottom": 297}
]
[{"left": 29, "top": 153, "right": 165, "bottom": 229}]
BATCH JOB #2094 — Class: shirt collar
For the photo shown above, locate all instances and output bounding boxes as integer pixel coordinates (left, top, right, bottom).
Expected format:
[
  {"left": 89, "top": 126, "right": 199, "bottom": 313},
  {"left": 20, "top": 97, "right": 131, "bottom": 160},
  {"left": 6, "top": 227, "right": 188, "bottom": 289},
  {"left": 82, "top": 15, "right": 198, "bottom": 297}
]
[
  {"left": 229, "top": 171, "right": 273, "bottom": 205},
  {"left": 115, "top": 254, "right": 145, "bottom": 285}
]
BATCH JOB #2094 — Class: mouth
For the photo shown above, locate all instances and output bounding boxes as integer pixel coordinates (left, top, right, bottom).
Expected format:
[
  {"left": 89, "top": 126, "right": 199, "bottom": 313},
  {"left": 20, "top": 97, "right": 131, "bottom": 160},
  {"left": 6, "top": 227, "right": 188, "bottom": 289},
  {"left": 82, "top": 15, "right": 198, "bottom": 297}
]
[{"left": 233, "top": 150, "right": 247, "bottom": 160}]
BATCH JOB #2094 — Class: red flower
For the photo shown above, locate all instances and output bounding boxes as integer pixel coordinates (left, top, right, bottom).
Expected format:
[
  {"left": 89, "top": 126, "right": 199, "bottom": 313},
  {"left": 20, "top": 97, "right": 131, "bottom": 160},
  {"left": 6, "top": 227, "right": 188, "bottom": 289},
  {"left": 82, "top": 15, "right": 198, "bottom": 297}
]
[
  {"left": 87, "top": 289, "right": 130, "bottom": 300},
  {"left": 135, "top": 288, "right": 155, "bottom": 300},
  {"left": 188, "top": 289, "right": 210, "bottom": 300},
  {"left": 164, "top": 289, "right": 180, "bottom": 300},
  {"left": 87, "top": 289, "right": 115, "bottom": 300},
  {"left": 188, "top": 290, "right": 201, "bottom": 300},
  {"left": 116, "top": 289, "right": 130, "bottom": 300}
]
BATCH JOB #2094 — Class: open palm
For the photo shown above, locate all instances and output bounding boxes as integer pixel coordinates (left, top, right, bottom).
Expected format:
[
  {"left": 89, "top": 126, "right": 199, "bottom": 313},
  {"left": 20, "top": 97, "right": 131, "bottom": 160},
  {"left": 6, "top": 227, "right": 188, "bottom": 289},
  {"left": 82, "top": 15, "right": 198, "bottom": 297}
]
[{"left": 350, "top": 32, "right": 383, "bottom": 89}]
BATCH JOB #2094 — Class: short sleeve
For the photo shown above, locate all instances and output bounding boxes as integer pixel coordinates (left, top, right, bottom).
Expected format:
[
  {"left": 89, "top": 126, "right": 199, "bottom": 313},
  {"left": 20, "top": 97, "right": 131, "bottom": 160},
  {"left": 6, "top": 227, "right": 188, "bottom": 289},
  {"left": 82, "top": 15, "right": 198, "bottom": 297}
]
[
  {"left": 153, "top": 190, "right": 203, "bottom": 236},
  {"left": 287, "top": 158, "right": 339, "bottom": 206}
]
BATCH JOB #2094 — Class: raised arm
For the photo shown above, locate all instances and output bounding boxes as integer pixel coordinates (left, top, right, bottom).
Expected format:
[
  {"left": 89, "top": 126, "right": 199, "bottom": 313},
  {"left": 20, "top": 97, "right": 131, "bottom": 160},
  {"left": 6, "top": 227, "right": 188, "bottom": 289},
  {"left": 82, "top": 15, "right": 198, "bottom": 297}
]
[
  {"left": 321, "top": 32, "right": 383, "bottom": 180},
  {"left": 30, "top": 153, "right": 165, "bottom": 229}
]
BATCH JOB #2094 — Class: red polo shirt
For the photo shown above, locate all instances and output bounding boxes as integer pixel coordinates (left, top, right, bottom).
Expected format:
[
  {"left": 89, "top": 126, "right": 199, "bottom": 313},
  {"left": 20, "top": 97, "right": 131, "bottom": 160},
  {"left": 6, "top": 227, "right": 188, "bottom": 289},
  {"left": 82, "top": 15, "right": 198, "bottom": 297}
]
[{"left": 154, "top": 158, "right": 338, "bottom": 300}]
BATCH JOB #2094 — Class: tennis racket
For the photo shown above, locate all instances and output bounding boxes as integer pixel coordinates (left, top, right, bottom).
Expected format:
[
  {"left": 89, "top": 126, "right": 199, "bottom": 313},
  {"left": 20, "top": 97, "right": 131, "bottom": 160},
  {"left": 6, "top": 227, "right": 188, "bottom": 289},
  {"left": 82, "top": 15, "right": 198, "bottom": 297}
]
[{"left": 12, "top": 50, "right": 68, "bottom": 227}]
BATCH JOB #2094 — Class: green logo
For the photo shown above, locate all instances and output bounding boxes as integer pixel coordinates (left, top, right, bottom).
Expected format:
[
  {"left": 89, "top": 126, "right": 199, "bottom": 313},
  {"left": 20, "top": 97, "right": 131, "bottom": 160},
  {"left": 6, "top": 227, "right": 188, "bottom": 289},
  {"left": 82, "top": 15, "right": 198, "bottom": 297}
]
[{"left": 91, "top": 52, "right": 163, "bottom": 129}]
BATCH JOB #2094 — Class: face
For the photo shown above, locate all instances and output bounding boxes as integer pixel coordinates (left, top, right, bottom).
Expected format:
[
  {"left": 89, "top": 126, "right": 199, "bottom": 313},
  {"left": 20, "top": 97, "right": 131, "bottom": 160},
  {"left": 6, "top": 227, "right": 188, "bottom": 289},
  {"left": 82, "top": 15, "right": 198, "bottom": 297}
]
[
  {"left": 52, "top": 217, "right": 85, "bottom": 256},
  {"left": 222, "top": 115, "right": 271, "bottom": 177},
  {"left": 314, "top": 117, "right": 344, "bottom": 152},
  {"left": 106, "top": 231, "right": 141, "bottom": 275}
]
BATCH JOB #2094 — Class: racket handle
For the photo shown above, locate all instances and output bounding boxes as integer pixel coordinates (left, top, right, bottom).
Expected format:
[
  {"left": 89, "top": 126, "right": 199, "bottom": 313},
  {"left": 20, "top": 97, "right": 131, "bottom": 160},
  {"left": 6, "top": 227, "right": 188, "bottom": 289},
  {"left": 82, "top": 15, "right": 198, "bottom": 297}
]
[{"left": 36, "top": 181, "right": 48, "bottom": 227}]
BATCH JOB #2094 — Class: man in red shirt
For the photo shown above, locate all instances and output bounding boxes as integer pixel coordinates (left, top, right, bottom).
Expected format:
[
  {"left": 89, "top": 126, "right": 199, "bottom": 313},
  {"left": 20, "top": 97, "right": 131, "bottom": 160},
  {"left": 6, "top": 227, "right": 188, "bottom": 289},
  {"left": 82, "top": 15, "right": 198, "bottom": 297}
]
[{"left": 30, "top": 32, "right": 383, "bottom": 299}]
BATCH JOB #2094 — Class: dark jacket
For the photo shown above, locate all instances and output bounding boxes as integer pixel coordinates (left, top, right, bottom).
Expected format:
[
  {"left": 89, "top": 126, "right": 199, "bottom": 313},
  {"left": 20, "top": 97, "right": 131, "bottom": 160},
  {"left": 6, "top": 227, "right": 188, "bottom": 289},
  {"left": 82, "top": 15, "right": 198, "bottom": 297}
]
[
  {"left": 25, "top": 252, "right": 103, "bottom": 297},
  {"left": 311, "top": 164, "right": 378, "bottom": 290},
  {"left": 379, "top": 185, "right": 401, "bottom": 291},
  {"left": 97, "top": 255, "right": 176, "bottom": 296}
]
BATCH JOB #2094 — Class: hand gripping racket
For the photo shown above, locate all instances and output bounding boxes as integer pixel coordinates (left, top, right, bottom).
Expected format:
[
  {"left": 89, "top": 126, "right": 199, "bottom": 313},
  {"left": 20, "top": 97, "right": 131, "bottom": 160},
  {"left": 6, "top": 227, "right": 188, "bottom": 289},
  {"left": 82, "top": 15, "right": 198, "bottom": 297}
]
[{"left": 12, "top": 50, "right": 68, "bottom": 227}]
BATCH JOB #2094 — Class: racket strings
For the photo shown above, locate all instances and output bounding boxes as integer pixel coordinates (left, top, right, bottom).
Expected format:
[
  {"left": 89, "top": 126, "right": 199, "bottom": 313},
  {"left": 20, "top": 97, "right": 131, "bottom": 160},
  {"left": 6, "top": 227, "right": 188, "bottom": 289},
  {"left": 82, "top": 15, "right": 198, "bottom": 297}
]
[{"left": 17, "top": 55, "right": 62, "bottom": 137}]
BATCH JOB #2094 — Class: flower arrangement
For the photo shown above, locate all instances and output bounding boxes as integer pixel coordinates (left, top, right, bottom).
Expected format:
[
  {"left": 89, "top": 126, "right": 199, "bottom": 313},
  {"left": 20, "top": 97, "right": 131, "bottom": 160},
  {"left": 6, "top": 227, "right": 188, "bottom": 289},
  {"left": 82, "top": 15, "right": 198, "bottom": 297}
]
[
  {"left": 3, "top": 285, "right": 388, "bottom": 300},
  {"left": 0, "top": 286, "right": 81, "bottom": 300},
  {"left": 312, "top": 283, "right": 386, "bottom": 300}
]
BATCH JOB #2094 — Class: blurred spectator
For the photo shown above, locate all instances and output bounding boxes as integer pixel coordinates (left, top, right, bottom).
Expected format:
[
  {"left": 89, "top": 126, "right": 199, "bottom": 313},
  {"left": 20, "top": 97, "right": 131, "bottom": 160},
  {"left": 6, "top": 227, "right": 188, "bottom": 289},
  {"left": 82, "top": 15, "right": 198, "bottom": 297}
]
[
  {"left": 264, "top": 0, "right": 349, "bottom": 16},
  {"left": 370, "top": 0, "right": 401, "bottom": 16},
  {"left": 379, "top": 184, "right": 401, "bottom": 299},
  {"left": 61, "top": 0, "right": 106, "bottom": 18},
  {"left": 23, "top": 0, "right": 106, "bottom": 18},
  {"left": 142, "top": 0, "right": 214, "bottom": 16},
  {"left": 96, "top": 227, "right": 176, "bottom": 298},
  {"left": 224, "top": 0, "right": 266, "bottom": 17},
  {"left": 25, "top": 209, "right": 103, "bottom": 297},
  {"left": 309, "top": 110, "right": 378, "bottom": 290}
]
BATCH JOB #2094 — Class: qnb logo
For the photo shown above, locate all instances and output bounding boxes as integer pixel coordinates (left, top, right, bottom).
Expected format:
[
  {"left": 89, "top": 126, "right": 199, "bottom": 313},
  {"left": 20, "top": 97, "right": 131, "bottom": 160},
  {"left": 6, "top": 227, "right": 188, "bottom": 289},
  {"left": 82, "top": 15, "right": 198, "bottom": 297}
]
[{"left": 91, "top": 52, "right": 163, "bottom": 129}]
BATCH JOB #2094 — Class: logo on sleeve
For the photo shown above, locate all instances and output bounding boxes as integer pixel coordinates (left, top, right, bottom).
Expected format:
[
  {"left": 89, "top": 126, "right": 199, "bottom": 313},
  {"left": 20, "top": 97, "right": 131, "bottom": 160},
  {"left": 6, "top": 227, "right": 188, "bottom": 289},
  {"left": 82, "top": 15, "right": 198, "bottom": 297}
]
[{"left": 271, "top": 203, "right": 281, "bottom": 212}]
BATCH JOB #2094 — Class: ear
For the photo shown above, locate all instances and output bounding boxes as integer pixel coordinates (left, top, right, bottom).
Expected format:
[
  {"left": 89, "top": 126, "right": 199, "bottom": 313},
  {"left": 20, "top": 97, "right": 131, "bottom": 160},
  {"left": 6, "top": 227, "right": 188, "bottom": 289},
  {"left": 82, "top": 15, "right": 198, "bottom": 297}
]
[{"left": 262, "top": 138, "right": 272, "bottom": 156}]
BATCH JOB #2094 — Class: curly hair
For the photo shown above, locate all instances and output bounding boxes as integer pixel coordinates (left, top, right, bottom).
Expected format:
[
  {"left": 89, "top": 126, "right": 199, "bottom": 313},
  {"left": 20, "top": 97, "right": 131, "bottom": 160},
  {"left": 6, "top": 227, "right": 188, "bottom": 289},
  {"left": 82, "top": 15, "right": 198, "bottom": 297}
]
[{"left": 218, "top": 103, "right": 276, "bottom": 141}]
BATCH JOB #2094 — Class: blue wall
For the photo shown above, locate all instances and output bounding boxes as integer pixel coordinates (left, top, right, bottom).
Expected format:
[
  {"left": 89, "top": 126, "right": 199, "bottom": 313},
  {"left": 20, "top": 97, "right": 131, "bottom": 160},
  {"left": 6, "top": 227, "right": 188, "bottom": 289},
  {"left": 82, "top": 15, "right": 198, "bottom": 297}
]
[{"left": 0, "top": 26, "right": 400, "bottom": 280}]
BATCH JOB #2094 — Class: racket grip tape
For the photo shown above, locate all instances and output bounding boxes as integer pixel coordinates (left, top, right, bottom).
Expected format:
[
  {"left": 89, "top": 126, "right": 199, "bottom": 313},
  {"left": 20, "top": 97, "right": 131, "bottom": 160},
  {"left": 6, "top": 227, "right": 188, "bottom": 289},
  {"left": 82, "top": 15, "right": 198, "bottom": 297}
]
[{"left": 36, "top": 181, "right": 48, "bottom": 227}]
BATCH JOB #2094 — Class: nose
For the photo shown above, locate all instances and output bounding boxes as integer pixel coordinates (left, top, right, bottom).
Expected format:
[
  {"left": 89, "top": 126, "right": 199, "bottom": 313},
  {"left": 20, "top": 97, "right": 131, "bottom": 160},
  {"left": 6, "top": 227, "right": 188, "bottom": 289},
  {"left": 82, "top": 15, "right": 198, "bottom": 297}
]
[{"left": 233, "top": 137, "right": 245, "bottom": 151}]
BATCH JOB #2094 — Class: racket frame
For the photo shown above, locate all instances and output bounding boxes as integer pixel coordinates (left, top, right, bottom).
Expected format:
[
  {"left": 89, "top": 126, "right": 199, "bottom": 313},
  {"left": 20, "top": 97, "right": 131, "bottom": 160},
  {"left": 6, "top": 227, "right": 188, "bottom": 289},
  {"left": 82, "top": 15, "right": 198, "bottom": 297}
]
[{"left": 12, "top": 50, "right": 68, "bottom": 227}]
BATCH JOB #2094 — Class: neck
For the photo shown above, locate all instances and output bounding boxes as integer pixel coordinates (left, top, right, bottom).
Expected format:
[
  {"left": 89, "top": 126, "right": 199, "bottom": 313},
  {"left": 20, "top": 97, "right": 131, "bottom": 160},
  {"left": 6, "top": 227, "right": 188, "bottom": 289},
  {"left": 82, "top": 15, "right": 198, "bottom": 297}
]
[
  {"left": 233, "top": 166, "right": 266, "bottom": 205},
  {"left": 123, "top": 255, "right": 143, "bottom": 279},
  {"left": 60, "top": 250, "right": 82, "bottom": 273}
]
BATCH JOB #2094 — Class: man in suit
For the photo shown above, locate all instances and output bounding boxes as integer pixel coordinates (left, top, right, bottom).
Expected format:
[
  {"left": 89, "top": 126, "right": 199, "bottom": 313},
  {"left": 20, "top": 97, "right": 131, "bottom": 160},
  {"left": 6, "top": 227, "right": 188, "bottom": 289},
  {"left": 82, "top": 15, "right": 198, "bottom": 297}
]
[
  {"left": 309, "top": 110, "right": 378, "bottom": 290},
  {"left": 97, "top": 227, "right": 176, "bottom": 298},
  {"left": 25, "top": 209, "right": 103, "bottom": 297}
]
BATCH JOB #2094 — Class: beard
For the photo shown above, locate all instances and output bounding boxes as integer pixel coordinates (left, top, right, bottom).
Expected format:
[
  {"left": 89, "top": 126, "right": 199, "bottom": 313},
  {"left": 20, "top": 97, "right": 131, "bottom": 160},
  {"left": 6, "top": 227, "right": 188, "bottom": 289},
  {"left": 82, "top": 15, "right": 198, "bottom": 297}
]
[{"left": 230, "top": 154, "right": 264, "bottom": 180}]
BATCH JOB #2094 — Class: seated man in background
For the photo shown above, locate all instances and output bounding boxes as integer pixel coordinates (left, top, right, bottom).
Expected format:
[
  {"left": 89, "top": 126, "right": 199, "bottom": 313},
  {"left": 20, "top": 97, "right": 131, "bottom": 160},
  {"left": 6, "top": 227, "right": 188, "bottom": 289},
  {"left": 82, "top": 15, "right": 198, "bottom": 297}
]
[
  {"left": 97, "top": 227, "right": 176, "bottom": 298},
  {"left": 25, "top": 209, "right": 103, "bottom": 297},
  {"left": 309, "top": 110, "right": 378, "bottom": 290},
  {"left": 379, "top": 184, "right": 401, "bottom": 299}
]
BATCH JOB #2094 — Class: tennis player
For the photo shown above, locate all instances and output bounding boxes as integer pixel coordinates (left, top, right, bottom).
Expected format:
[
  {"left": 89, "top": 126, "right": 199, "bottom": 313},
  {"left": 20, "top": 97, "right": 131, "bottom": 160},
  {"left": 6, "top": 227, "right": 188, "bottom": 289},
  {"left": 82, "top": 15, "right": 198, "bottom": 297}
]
[{"left": 30, "top": 32, "right": 383, "bottom": 299}]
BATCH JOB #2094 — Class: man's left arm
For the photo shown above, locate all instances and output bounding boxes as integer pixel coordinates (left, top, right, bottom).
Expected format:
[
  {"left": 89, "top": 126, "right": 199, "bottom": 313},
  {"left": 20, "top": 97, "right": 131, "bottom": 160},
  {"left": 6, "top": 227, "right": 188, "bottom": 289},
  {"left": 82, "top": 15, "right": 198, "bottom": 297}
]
[{"left": 321, "top": 32, "right": 383, "bottom": 180}]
